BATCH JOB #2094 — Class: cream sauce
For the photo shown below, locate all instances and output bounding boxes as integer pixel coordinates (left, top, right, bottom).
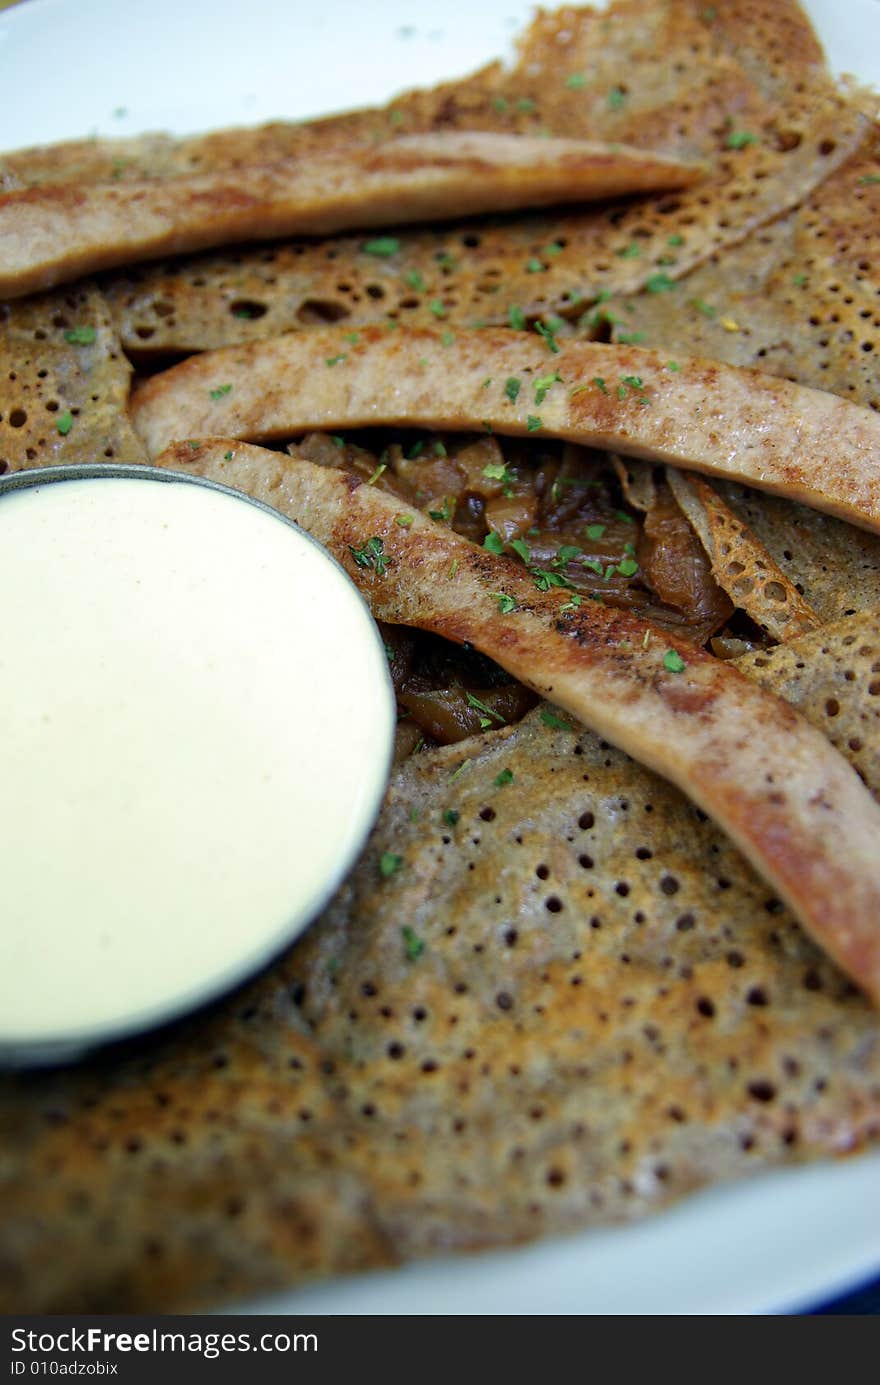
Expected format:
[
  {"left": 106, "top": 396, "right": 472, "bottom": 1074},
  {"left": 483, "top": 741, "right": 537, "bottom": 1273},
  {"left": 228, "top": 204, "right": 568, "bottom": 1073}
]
[{"left": 0, "top": 472, "right": 394, "bottom": 1055}]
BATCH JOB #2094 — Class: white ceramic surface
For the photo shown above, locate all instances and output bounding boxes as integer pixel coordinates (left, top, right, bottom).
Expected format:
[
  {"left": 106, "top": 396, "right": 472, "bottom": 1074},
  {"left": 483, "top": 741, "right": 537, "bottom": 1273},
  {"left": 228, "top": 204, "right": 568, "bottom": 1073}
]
[{"left": 1, "top": 0, "right": 878, "bottom": 1316}]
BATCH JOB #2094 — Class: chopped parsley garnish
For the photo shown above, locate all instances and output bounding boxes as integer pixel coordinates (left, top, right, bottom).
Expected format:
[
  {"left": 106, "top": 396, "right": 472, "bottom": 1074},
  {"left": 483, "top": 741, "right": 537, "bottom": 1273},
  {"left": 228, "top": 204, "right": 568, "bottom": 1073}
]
[
  {"left": 384, "top": 642, "right": 395, "bottom": 662},
  {"left": 615, "top": 509, "right": 635, "bottom": 524},
  {"left": 621, "top": 375, "right": 644, "bottom": 389},
  {"left": 554, "top": 544, "right": 582, "bottom": 566},
  {"left": 858, "top": 174, "right": 880, "bottom": 185},
  {"left": 492, "top": 96, "right": 509, "bottom": 113},
  {"left": 331, "top": 435, "right": 345, "bottom": 447},
  {"left": 428, "top": 497, "right": 452, "bottom": 523},
  {"left": 617, "top": 330, "right": 647, "bottom": 345},
  {"left": 560, "top": 594, "right": 582, "bottom": 611},
  {"left": 441, "top": 331, "right": 455, "bottom": 347},
  {"left": 64, "top": 326, "right": 97, "bottom": 345},
  {"left": 509, "top": 537, "right": 532, "bottom": 564},
  {"left": 362, "top": 236, "right": 400, "bottom": 257},
  {"left": 534, "top": 320, "right": 560, "bottom": 353},
  {"left": 483, "top": 459, "right": 512, "bottom": 485},
  {"left": 367, "top": 463, "right": 387, "bottom": 485},
  {"left": 494, "top": 768, "right": 515, "bottom": 786},
  {"left": 662, "top": 649, "right": 687, "bottom": 673},
  {"left": 407, "top": 440, "right": 425, "bottom": 459},
  {"left": 540, "top": 709, "right": 572, "bottom": 731},
  {"left": 380, "top": 851, "right": 403, "bottom": 878},
  {"left": 349, "top": 536, "right": 389, "bottom": 575},
  {"left": 209, "top": 383, "right": 232, "bottom": 399},
  {"left": 505, "top": 377, "right": 522, "bottom": 403},
  {"left": 585, "top": 523, "right": 606, "bottom": 540},
  {"left": 56, "top": 411, "right": 74, "bottom": 436},
  {"left": 405, "top": 270, "right": 426, "bottom": 291},
  {"left": 542, "top": 242, "right": 564, "bottom": 258},
  {"left": 483, "top": 531, "right": 505, "bottom": 555},
  {"left": 449, "top": 559, "right": 459, "bottom": 579},
  {"left": 667, "top": 233, "right": 684, "bottom": 246},
  {"left": 526, "top": 257, "right": 545, "bottom": 273},
  {"left": 429, "top": 299, "right": 447, "bottom": 318},
  {"left": 532, "top": 568, "right": 574, "bottom": 592},
  {"left": 691, "top": 298, "right": 717, "bottom": 318},
  {"left": 325, "top": 354, "right": 346, "bottom": 367},
  {"left": 616, "top": 242, "right": 642, "bottom": 259},
  {"left": 665, "top": 360, "right": 681, "bottom": 372},
  {"left": 395, "top": 513, "right": 414, "bottom": 527},
  {"left": 608, "top": 86, "right": 626, "bottom": 109},
  {"left": 526, "top": 414, "right": 543, "bottom": 432},
  {"left": 593, "top": 376, "right": 608, "bottom": 394},
  {"left": 491, "top": 592, "right": 518, "bottom": 614},
  {"left": 725, "top": 130, "right": 758, "bottom": 149},
  {"left": 401, "top": 926, "right": 424, "bottom": 961},
  {"left": 792, "top": 272, "right": 807, "bottom": 286},
  {"left": 442, "top": 808, "right": 460, "bottom": 827},
  {"left": 534, "top": 370, "right": 562, "bottom": 405},
  {"left": 509, "top": 305, "right": 527, "bottom": 330},
  {"left": 345, "top": 332, "right": 360, "bottom": 344},
  {"left": 565, "top": 72, "right": 587, "bottom": 89},
  {"left": 645, "top": 272, "right": 676, "bottom": 294},
  {"left": 224, "top": 450, "right": 233, "bottom": 461},
  {"left": 516, "top": 97, "right": 537, "bottom": 113},
  {"left": 449, "top": 758, "right": 472, "bottom": 782},
  {"left": 466, "top": 692, "right": 506, "bottom": 728},
  {"left": 433, "top": 441, "right": 448, "bottom": 457},
  {"left": 617, "top": 556, "right": 639, "bottom": 577}
]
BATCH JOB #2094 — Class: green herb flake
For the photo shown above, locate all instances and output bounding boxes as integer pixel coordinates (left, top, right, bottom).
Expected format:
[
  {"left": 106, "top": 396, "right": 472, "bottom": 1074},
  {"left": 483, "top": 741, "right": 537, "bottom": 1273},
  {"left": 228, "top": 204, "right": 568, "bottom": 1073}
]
[
  {"left": 449, "top": 559, "right": 459, "bottom": 579},
  {"left": 442, "top": 808, "right": 460, "bottom": 827},
  {"left": 433, "top": 441, "right": 448, "bottom": 457},
  {"left": 492, "top": 95, "right": 510, "bottom": 113},
  {"left": 505, "top": 377, "right": 522, "bottom": 403},
  {"left": 691, "top": 298, "right": 717, "bottom": 318},
  {"left": 858, "top": 174, "right": 880, "bottom": 185},
  {"left": 407, "top": 440, "right": 425, "bottom": 459},
  {"left": 428, "top": 498, "right": 452, "bottom": 523},
  {"left": 362, "top": 236, "right": 400, "bottom": 258},
  {"left": 494, "top": 768, "right": 515, "bottom": 787},
  {"left": 667, "top": 233, "right": 684, "bottom": 247},
  {"left": 349, "top": 535, "right": 389, "bottom": 575},
  {"left": 662, "top": 649, "right": 687, "bottom": 674},
  {"left": 395, "top": 513, "right": 414, "bottom": 527},
  {"left": 367, "top": 463, "right": 387, "bottom": 486},
  {"left": 542, "top": 242, "right": 564, "bottom": 258},
  {"left": 534, "top": 370, "right": 562, "bottom": 405},
  {"left": 615, "top": 509, "right": 635, "bottom": 524},
  {"left": 592, "top": 376, "right": 608, "bottom": 394},
  {"left": 725, "top": 129, "right": 758, "bottom": 149},
  {"left": 541, "top": 708, "right": 572, "bottom": 731},
  {"left": 534, "top": 320, "right": 560, "bottom": 353},
  {"left": 509, "top": 537, "right": 532, "bottom": 564},
  {"left": 223, "top": 450, "right": 233, "bottom": 461},
  {"left": 379, "top": 847, "right": 404, "bottom": 880},
  {"left": 429, "top": 299, "right": 447, "bottom": 318},
  {"left": 64, "top": 326, "right": 97, "bottom": 345},
  {"left": 584, "top": 558, "right": 604, "bottom": 576},
  {"left": 616, "top": 384, "right": 628, "bottom": 400},
  {"left": 532, "top": 568, "right": 574, "bottom": 592},
  {"left": 665, "top": 360, "right": 681, "bottom": 372},
  {"left": 509, "top": 305, "right": 527, "bottom": 330},
  {"left": 616, "top": 242, "right": 642, "bottom": 259},
  {"left": 617, "top": 330, "right": 647, "bottom": 345},
  {"left": 483, "top": 531, "right": 505, "bottom": 555},
  {"left": 526, "top": 415, "right": 543, "bottom": 432},
  {"left": 383, "top": 642, "right": 396, "bottom": 662},
  {"left": 621, "top": 375, "right": 644, "bottom": 389},
  {"left": 331, "top": 435, "right": 345, "bottom": 447},
  {"left": 792, "top": 272, "right": 808, "bottom": 286},
  {"left": 401, "top": 925, "right": 424, "bottom": 961},
  {"left": 56, "top": 411, "right": 74, "bottom": 436},
  {"left": 646, "top": 272, "right": 676, "bottom": 294},
  {"left": 586, "top": 523, "right": 606, "bottom": 540},
  {"left": 617, "top": 556, "right": 639, "bottom": 577},
  {"left": 405, "top": 270, "right": 426, "bottom": 291},
  {"left": 565, "top": 72, "right": 587, "bottom": 89},
  {"left": 441, "top": 331, "right": 455, "bottom": 347},
  {"left": 325, "top": 354, "right": 346, "bottom": 367},
  {"left": 482, "top": 460, "right": 508, "bottom": 481},
  {"left": 491, "top": 591, "right": 517, "bottom": 614},
  {"left": 526, "top": 257, "right": 545, "bottom": 273},
  {"left": 560, "top": 594, "right": 582, "bottom": 611},
  {"left": 209, "top": 383, "right": 232, "bottom": 399},
  {"left": 449, "top": 758, "right": 472, "bottom": 783},
  {"left": 608, "top": 86, "right": 626, "bottom": 109},
  {"left": 466, "top": 692, "right": 506, "bottom": 727}
]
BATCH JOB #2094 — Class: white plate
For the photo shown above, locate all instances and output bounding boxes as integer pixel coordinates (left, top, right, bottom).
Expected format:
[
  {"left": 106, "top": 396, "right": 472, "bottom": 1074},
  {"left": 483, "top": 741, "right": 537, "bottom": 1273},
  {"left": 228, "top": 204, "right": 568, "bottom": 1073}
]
[{"left": 2, "top": 0, "right": 879, "bottom": 1318}]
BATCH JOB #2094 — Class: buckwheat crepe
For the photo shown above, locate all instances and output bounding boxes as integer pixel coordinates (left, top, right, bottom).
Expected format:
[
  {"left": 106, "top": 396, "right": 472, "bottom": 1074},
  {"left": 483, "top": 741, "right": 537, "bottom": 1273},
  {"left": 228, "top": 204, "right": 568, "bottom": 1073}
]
[{"left": 2, "top": 0, "right": 880, "bottom": 1317}]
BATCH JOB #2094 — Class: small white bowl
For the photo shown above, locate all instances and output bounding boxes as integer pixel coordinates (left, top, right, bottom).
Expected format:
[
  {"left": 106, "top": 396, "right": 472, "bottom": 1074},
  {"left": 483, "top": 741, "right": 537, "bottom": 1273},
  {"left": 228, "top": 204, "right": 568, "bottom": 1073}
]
[{"left": 0, "top": 464, "right": 395, "bottom": 1066}]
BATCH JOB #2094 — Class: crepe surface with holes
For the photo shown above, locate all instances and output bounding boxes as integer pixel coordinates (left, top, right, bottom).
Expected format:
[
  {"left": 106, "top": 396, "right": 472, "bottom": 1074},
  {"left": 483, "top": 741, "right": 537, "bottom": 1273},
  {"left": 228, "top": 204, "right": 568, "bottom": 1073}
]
[
  {"left": 2, "top": 612, "right": 880, "bottom": 1312},
  {"left": 73, "top": 0, "right": 867, "bottom": 354}
]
